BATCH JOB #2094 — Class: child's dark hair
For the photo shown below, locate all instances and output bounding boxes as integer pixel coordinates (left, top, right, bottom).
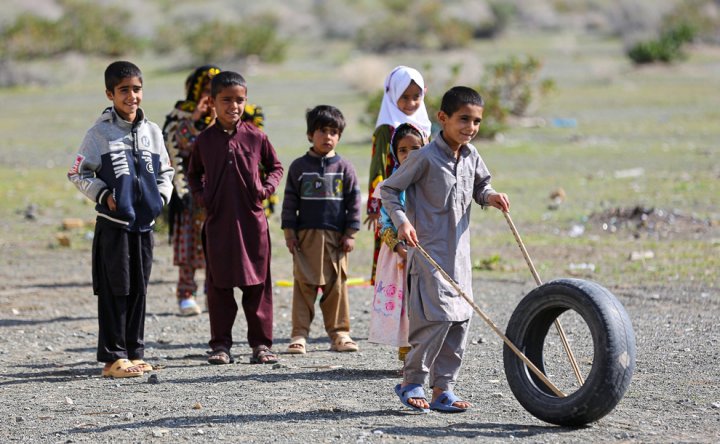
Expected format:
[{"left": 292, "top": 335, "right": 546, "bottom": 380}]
[
  {"left": 211, "top": 71, "right": 247, "bottom": 97},
  {"left": 440, "top": 86, "right": 485, "bottom": 116},
  {"left": 391, "top": 123, "right": 425, "bottom": 157},
  {"left": 104, "top": 61, "right": 142, "bottom": 91},
  {"left": 306, "top": 105, "right": 346, "bottom": 135}
]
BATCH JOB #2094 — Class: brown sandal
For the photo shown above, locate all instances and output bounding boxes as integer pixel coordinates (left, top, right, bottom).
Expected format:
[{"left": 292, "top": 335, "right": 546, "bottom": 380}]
[
  {"left": 207, "top": 350, "right": 233, "bottom": 365},
  {"left": 251, "top": 345, "right": 278, "bottom": 364}
]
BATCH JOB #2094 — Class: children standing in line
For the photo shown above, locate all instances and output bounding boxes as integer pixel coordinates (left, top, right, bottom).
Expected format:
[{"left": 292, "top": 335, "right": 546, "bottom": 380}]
[
  {"left": 366, "top": 66, "right": 432, "bottom": 284},
  {"left": 281, "top": 105, "right": 362, "bottom": 354},
  {"left": 163, "top": 65, "right": 221, "bottom": 316},
  {"left": 187, "top": 71, "right": 283, "bottom": 365},
  {"left": 67, "top": 61, "right": 174, "bottom": 377},
  {"left": 368, "top": 123, "right": 426, "bottom": 363},
  {"left": 381, "top": 87, "right": 510, "bottom": 413}
]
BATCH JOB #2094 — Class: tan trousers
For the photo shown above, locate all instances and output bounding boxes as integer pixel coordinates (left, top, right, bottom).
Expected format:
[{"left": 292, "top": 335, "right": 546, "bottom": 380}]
[
  {"left": 291, "top": 279, "right": 350, "bottom": 340},
  {"left": 291, "top": 229, "right": 350, "bottom": 340}
]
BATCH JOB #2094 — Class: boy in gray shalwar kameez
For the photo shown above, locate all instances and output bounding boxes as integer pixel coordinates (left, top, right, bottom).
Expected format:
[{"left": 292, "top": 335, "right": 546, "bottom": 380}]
[{"left": 381, "top": 86, "right": 510, "bottom": 413}]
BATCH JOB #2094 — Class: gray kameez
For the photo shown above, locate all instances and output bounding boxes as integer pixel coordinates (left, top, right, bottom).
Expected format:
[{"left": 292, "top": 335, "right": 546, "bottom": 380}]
[{"left": 380, "top": 133, "right": 497, "bottom": 390}]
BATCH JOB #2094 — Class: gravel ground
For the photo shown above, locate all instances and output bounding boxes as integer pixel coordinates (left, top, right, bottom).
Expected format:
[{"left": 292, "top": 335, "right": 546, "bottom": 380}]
[{"left": 1, "top": 239, "right": 719, "bottom": 443}]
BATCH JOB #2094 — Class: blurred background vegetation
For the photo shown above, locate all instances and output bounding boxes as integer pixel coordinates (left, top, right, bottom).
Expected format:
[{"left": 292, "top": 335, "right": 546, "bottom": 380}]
[
  {"left": 1, "top": 0, "right": 719, "bottom": 287},
  {"left": 3, "top": 0, "right": 719, "bottom": 132}
]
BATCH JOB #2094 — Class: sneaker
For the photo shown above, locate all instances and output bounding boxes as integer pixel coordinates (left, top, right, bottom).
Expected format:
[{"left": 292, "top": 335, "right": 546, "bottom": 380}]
[{"left": 178, "top": 298, "right": 201, "bottom": 316}]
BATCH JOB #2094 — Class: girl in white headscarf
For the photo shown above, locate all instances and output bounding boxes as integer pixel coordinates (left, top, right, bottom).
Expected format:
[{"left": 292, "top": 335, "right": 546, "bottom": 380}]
[{"left": 366, "top": 66, "right": 431, "bottom": 284}]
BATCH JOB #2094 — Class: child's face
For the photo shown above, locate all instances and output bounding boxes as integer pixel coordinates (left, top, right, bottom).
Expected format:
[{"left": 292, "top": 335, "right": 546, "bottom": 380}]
[
  {"left": 395, "top": 134, "right": 423, "bottom": 165},
  {"left": 210, "top": 85, "right": 247, "bottom": 131},
  {"left": 438, "top": 104, "right": 484, "bottom": 151},
  {"left": 396, "top": 81, "right": 423, "bottom": 116},
  {"left": 309, "top": 126, "right": 341, "bottom": 156},
  {"left": 105, "top": 76, "right": 143, "bottom": 122}
]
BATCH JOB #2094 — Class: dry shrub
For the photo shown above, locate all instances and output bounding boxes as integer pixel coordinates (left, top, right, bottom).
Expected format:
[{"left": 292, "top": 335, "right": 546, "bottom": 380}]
[{"left": 339, "top": 56, "right": 389, "bottom": 94}]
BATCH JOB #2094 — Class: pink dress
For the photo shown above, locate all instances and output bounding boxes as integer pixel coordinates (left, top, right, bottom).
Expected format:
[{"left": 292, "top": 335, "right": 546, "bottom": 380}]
[{"left": 368, "top": 183, "right": 409, "bottom": 347}]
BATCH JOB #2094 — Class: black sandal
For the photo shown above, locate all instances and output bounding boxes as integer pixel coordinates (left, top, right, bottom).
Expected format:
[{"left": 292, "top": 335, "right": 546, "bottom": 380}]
[{"left": 250, "top": 345, "right": 278, "bottom": 364}]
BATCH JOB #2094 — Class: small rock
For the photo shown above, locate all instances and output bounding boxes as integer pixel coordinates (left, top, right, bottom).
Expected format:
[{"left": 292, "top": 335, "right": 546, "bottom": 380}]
[
  {"left": 372, "top": 430, "right": 384, "bottom": 435},
  {"left": 195, "top": 429, "right": 205, "bottom": 435},
  {"left": 62, "top": 218, "right": 85, "bottom": 229},
  {"left": 629, "top": 250, "right": 654, "bottom": 261},
  {"left": 124, "top": 412, "right": 134, "bottom": 420},
  {"left": 65, "top": 397, "right": 73, "bottom": 405},
  {"left": 15, "top": 417, "right": 24, "bottom": 422},
  {"left": 614, "top": 167, "right": 644, "bottom": 179},
  {"left": 549, "top": 187, "right": 566, "bottom": 203},
  {"left": 24, "top": 204, "right": 38, "bottom": 220},
  {"left": 568, "top": 262, "right": 595, "bottom": 274},
  {"left": 568, "top": 224, "right": 585, "bottom": 238},
  {"left": 711, "top": 402, "right": 720, "bottom": 409},
  {"left": 193, "top": 402, "right": 202, "bottom": 410},
  {"left": 147, "top": 374, "right": 159, "bottom": 384},
  {"left": 152, "top": 429, "right": 170, "bottom": 437},
  {"left": 55, "top": 233, "right": 71, "bottom": 247}
]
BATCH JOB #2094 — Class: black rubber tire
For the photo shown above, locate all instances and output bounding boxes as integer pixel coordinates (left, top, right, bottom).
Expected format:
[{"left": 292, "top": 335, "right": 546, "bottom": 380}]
[{"left": 503, "top": 278, "right": 636, "bottom": 426}]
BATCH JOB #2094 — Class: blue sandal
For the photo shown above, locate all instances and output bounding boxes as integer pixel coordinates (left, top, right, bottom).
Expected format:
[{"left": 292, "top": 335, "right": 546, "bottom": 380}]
[
  {"left": 394, "top": 383, "right": 429, "bottom": 413},
  {"left": 429, "top": 391, "right": 468, "bottom": 413}
]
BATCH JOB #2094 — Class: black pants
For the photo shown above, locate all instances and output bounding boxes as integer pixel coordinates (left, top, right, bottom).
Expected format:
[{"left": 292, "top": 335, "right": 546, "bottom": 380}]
[{"left": 92, "top": 219, "right": 153, "bottom": 363}]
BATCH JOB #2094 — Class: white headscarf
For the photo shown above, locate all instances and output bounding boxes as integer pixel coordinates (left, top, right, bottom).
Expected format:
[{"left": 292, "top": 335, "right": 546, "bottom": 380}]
[{"left": 375, "top": 65, "right": 432, "bottom": 137}]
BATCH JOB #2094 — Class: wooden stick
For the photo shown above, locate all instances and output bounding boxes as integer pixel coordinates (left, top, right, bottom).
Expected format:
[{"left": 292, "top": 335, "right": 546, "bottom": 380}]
[
  {"left": 414, "top": 243, "right": 566, "bottom": 398},
  {"left": 502, "top": 211, "right": 585, "bottom": 386}
]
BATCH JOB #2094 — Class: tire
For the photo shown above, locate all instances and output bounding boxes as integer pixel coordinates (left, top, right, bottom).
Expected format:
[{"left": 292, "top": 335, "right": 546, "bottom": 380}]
[{"left": 503, "top": 278, "right": 636, "bottom": 426}]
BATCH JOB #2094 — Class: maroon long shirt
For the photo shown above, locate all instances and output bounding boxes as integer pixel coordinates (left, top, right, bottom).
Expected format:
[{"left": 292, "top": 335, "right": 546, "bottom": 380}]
[{"left": 187, "top": 121, "right": 283, "bottom": 288}]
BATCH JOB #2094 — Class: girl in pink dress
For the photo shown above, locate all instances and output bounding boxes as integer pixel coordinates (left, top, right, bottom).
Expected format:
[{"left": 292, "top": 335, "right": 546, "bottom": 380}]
[{"left": 368, "top": 123, "right": 427, "bottom": 363}]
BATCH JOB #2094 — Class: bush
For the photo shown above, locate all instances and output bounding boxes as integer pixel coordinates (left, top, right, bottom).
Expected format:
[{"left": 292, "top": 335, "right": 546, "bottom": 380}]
[
  {"left": 474, "top": 0, "right": 516, "bottom": 39},
  {"left": 627, "top": 23, "right": 696, "bottom": 64},
  {"left": 484, "top": 55, "right": 554, "bottom": 117},
  {"left": 0, "top": 14, "right": 65, "bottom": 59},
  {"left": 625, "top": 0, "right": 719, "bottom": 64},
  {"left": 0, "top": 2, "right": 139, "bottom": 59},
  {"left": 662, "top": 0, "right": 720, "bottom": 44},
  {"left": 354, "top": 0, "right": 475, "bottom": 53},
  {"left": 185, "top": 15, "right": 286, "bottom": 64}
]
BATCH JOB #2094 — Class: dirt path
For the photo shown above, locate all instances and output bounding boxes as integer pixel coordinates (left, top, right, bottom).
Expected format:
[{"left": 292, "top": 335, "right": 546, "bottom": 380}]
[{"left": 1, "top": 240, "right": 718, "bottom": 443}]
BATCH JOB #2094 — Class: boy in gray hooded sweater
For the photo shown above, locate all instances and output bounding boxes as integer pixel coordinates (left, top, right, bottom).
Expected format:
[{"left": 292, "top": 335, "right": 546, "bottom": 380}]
[{"left": 68, "top": 61, "right": 174, "bottom": 378}]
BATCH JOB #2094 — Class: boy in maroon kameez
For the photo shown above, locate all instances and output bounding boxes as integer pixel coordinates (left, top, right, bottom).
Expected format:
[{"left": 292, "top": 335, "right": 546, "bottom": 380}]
[{"left": 187, "top": 71, "right": 283, "bottom": 364}]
